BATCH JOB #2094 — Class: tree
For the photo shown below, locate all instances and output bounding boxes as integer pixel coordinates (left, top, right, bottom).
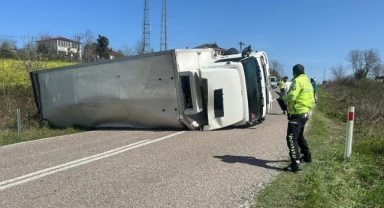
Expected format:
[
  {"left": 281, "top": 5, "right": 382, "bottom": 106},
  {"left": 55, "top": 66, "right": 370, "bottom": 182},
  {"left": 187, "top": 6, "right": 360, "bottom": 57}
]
[
  {"left": 120, "top": 44, "right": 135, "bottom": 56},
  {"left": 330, "top": 64, "right": 347, "bottom": 81},
  {"left": 36, "top": 32, "right": 52, "bottom": 55},
  {"left": 116, "top": 50, "right": 125, "bottom": 57},
  {"left": 81, "top": 29, "right": 99, "bottom": 62},
  {"left": 346, "top": 48, "right": 382, "bottom": 79},
  {"left": 14, "top": 35, "right": 49, "bottom": 73},
  {"left": 0, "top": 38, "right": 17, "bottom": 58},
  {"left": 96, "top": 35, "right": 111, "bottom": 59},
  {"left": 372, "top": 64, "right": 384, "bottom": 77},
  {"left": 134, "top": 39, "right": 154, "bottom": 55},
  {"left": 269, "top": 59, "right": 284, "bottom": 78},
  {"left": 135, "top": 39, "right": 145, "bottom": 55},
  {"left": 72, "top": 33, "right": 85, "bottom": 61},
  {"left": 83, "top": 42, "right": 98, "bottom": 61}
]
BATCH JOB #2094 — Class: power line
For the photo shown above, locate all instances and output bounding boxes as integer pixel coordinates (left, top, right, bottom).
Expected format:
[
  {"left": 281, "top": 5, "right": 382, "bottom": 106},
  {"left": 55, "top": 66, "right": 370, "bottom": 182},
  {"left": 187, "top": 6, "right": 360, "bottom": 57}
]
[{"left": 0, "top": 35, "right": 34, "bottom": 39}]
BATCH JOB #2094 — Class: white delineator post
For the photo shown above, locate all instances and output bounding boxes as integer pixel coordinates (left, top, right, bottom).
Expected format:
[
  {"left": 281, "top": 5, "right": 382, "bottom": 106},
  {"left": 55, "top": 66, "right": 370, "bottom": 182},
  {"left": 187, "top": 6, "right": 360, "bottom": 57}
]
[
  {"left": 17, "top": 109, "right": 22, "bottom": 138},
  {"left": 344, "top": 106, "right": 355, "bottom": 160}
]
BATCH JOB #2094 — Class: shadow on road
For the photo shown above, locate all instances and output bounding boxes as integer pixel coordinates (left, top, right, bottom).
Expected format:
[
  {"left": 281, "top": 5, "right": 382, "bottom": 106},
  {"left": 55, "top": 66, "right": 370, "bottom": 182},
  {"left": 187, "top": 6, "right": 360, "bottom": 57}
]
[
  {"left": 213, "top": 155, "right": 289, "bottom": 171},
  {"left": 267, "top": 113, "right": 284, "bottom": 115}
]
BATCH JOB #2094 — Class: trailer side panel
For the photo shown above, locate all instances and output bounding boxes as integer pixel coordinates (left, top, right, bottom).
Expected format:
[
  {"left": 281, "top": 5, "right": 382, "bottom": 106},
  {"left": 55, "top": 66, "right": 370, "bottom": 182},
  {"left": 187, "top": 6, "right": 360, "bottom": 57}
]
[{"left": 32, "top": 52, "right": 186, "bottom": 129}]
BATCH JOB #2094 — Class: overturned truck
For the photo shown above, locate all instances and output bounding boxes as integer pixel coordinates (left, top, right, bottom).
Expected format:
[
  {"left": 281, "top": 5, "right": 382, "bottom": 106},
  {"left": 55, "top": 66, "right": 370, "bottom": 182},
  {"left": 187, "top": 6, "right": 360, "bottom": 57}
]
[{"left": 30, "top": 47, "right": 272, "bottom": 131}]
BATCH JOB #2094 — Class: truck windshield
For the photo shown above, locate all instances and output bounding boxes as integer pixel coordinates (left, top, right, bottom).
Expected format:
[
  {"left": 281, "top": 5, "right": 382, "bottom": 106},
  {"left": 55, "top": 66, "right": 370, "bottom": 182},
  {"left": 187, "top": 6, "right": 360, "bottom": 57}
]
[
  {"left": 241, "top": 57, "right": 263, "bottom": 123},
  {"left": 271, "top": 77, "right": 276, "bottom": 82}
]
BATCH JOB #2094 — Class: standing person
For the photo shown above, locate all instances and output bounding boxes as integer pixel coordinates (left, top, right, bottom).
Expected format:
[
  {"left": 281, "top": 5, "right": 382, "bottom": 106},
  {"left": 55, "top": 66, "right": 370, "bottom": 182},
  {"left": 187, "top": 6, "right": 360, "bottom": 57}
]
[
  {"left": 282, "top": 64, "right": 314, "bottom": 172},
  {"left": 283, "top": 76, "right": 291, "bottom": 96},
  {"left": 310, "top": 78, "right": 317, "bottom": 103},
  {"left": 282, "top": 76, "right": 291, "bottom": 114},
  {"left": 279, "top": 78, "right": 285, "bottom": 96}
]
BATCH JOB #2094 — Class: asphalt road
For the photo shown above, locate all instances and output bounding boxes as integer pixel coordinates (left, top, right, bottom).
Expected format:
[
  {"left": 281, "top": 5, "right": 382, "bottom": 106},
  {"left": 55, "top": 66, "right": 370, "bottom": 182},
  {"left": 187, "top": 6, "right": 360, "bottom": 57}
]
[{"left": 0, "top": 98, "right": 291, "bottom": 208}]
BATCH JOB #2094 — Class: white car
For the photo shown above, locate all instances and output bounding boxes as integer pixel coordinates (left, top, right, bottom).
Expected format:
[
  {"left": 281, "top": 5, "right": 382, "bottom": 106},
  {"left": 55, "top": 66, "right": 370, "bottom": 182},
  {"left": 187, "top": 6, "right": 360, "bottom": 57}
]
[{"left": 270, "top": 76, "right": 277, "bottom": 89}]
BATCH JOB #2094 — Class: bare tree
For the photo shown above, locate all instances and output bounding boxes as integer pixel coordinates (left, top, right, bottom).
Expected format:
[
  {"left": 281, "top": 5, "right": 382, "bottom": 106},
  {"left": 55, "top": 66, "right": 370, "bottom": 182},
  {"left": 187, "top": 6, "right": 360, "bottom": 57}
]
[
  {"left": 346, "top": 48, "right": 382, "bottom": 79},
  {"left": 120, "top": 45, "right": 135, "bottom": 56},
  {"left": 269, "top": 59, "right": 284, "bottom": 78},
  {"left": 330, "top": 64, "right": 347, "bottom": 81},
  {"left": 83, "top": 30, "right": 97, "bottom": 62},
  {"left": 84, "top": 29, "right": 94, "bottom": 45},
  {"left": 72, "top": 33, "right": 85, "bottom": 62},
  {"left": 134, "top": 39, "right": 155, "bottom": 55},
  {"left": 135, "top": 40, "right": 145, "bottom": 55},
  {"left": 15, "top": 35, "right": 49, "bottom": 73},
  {"left": 372, "top": 64, "right": 383, "bottom": 78}
]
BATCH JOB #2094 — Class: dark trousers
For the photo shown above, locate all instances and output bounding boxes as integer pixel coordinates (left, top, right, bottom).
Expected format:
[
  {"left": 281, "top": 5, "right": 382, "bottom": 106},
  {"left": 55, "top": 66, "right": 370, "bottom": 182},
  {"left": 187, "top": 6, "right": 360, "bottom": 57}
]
[{"left": 286, "top": 114, "right": 310, "bottom": 163}]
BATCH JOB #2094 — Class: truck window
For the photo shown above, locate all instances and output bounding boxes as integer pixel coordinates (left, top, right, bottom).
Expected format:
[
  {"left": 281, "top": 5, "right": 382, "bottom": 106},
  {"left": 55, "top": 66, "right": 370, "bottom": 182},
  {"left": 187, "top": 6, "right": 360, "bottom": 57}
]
[{"left": 241, "top": 57, "right": 263, "bottom": 123}]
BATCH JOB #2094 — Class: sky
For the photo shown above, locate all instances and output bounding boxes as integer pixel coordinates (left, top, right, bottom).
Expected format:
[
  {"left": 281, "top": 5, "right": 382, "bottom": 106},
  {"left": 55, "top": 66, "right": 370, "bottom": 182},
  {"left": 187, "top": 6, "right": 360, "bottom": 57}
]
[{"left": 1, "top": 0, "right": 383, "bottom": 82}]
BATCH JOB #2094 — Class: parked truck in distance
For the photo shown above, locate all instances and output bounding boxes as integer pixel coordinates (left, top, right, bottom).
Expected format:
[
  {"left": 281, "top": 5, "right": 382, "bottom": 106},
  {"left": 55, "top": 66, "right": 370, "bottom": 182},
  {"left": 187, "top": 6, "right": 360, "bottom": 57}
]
[{"left": 30, "top": 46, "right": 272, "bottom": 131}]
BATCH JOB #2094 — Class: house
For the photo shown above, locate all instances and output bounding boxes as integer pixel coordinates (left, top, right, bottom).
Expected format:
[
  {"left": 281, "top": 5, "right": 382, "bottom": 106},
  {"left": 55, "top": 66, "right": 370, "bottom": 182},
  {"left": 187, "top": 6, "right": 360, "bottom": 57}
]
[
  {"left": 109, "top": 50, "right": 119, "bottom": 59},
  {"left": 193, "top": 42, "right": 227, "bottom": 55},
  {"left": 35, "top": 36, "right": 82, "bottom": 57},
  {"left": 375, "top": 76, "right": 384, "bottom": 82}
]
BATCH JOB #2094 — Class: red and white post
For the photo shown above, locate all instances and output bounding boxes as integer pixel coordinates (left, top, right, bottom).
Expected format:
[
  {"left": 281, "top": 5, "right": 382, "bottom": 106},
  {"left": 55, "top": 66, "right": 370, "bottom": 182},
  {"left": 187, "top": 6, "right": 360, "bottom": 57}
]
[{"left": 344, "top": 106, "right": 355, "bottom": 160}]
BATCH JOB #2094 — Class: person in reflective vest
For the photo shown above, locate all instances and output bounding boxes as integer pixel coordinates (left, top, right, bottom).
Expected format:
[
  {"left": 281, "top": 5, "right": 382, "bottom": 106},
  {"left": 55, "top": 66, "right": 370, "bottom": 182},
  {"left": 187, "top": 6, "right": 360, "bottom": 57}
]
[
  {"left": 279, "top": 78, "right": 285, "bottom": 96},
  {"left": 282, "top": 64, "right": 314, "bottom": 172}
]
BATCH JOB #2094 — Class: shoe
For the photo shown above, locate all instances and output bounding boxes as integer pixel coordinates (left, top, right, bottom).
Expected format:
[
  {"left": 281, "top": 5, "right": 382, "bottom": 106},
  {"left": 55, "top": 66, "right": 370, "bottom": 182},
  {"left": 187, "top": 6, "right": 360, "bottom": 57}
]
[
  {"left": 283, "top": 163, "right": 302, "bottom": 172},
  {"left": 283, "top": 111, "right": 286, "bottom": 114},
  {"left": 300, "top": 155, "right": 312, "bottom": 163}
]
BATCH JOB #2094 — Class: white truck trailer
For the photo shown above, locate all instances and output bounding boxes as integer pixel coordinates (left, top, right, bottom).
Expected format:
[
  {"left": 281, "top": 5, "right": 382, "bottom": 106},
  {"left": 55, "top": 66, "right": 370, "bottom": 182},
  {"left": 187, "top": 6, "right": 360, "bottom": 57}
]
[{"left": 30, "top": 47, "right": 272, "bottom": 131}]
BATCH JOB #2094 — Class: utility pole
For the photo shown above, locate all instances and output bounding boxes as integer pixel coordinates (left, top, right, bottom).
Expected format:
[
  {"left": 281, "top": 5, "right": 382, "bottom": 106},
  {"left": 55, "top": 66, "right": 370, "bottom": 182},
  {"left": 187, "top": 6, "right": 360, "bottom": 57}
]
[
  {"left": 141, "top": 0, "right": 151, "bottom": 54},
  {"left": 238, "top": 41, "right": 245, "bottom": 52},
  {"left": 160, "top": 0, "right": 168, "bottom": 51},
  {"left": 323, "top": 69, "right": 326, "bottom": 83}
]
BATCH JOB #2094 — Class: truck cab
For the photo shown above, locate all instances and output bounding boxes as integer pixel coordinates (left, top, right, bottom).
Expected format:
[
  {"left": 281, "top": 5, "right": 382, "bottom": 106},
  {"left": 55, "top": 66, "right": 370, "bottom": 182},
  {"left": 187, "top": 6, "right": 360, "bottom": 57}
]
[
  {"left": 177, "top": 47, "right": 273, "bottom": 131},
  {"left": 213, "top": 48, "right": 272, "bottom": 116}
]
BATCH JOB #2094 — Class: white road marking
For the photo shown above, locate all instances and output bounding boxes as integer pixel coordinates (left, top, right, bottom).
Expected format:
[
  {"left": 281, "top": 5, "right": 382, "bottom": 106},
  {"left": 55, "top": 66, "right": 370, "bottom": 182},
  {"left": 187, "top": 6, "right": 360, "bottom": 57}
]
[{"left": 0, "top": 131, "right": 186, "bottom": 191}]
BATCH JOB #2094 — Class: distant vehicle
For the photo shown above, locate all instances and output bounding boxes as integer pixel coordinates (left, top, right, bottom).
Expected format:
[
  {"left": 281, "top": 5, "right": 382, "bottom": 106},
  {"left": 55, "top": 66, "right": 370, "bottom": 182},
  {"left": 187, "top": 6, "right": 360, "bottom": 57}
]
[
  {"left": 270, "top": 76, "right": 277, "bottom": 89},
  {"left": 30, "top": 47, "right": 272, "bottom": 131}
]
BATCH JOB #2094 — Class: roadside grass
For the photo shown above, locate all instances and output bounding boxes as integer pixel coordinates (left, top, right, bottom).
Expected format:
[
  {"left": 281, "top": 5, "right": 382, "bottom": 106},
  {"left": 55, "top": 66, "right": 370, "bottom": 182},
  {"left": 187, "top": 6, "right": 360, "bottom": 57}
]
[
  {"left": 0, "top": 126, "right": 82, "bottom": 146},
  {"left": 254, "top": 85, "right": 384, "bottom": 208},
  {"left": 0, "top": 58, "right": 82, "bottom": 146}
]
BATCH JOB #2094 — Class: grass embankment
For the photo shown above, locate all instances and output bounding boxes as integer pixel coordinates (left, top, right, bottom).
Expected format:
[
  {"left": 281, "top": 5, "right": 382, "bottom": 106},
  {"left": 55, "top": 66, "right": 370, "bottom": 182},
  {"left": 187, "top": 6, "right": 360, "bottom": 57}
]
[
  {"left": 255, "top": 80, "right": 384, "bottom": 208},
  {"left": 0, "top": 59, "right": 82, "bottom": 146}
]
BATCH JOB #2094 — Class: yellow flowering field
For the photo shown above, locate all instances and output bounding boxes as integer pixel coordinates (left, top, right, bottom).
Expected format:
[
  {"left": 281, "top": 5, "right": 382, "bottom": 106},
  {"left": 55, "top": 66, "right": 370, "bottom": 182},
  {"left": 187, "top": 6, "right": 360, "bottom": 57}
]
[{"left": 0, "top": 59, "right": 77, "bottom": 87}]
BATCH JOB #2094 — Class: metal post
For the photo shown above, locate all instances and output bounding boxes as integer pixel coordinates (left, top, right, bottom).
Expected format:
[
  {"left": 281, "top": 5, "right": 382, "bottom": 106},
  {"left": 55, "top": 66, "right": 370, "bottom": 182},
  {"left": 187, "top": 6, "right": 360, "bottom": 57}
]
[
  {"left": 17, "top": 109, "right": 21, "bottom": 138},
  {"left": 323, "top": 69, "right": 326, "bottom": 83},
  {"left": 344, "top": 106, "right": 355, "bottom": 160},
  {"left": 238, "top": 41, "right": 245, "bottom": 52}
]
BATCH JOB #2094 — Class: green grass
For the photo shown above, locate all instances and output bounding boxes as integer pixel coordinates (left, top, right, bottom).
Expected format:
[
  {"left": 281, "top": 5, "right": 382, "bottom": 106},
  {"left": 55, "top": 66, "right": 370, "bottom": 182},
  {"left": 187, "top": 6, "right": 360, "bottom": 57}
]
[
  {"left": 0, "top": 126, "right": 82, "bottom": 146},
  {"left": 254, "top": 86, "right": 384, "bottom": 208}
]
